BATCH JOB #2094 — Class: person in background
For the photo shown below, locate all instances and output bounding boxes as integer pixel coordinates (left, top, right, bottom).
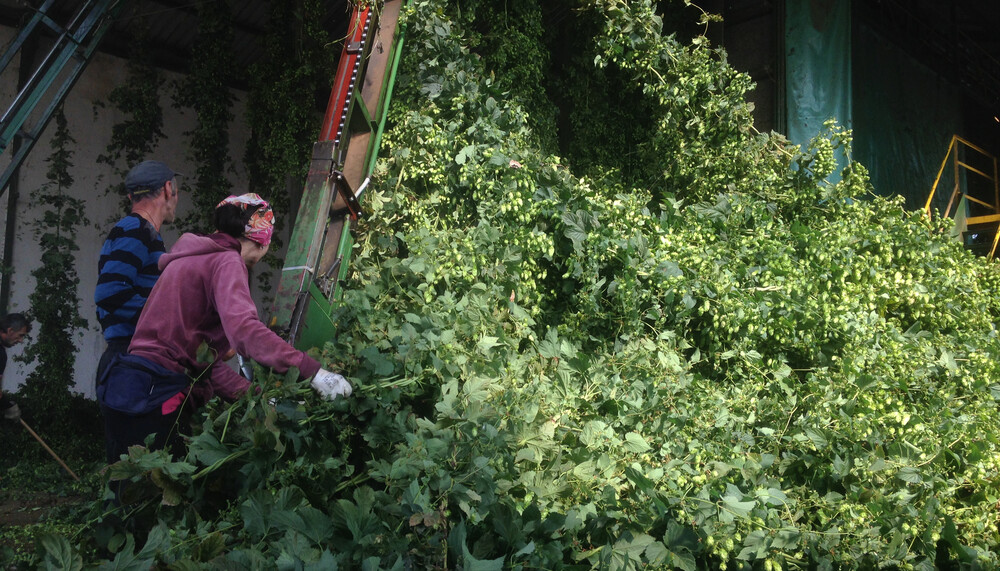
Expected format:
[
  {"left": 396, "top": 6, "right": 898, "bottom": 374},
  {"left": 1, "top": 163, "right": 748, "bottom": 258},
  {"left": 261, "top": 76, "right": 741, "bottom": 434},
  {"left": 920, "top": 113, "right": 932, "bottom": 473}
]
[
  {"left": 98, "top": 193, "right": 350, "bottom": 464},
  {"left": 94, "top": 160, "right": 181, "bottom": 385},
  {"left": 0, "top": 312, "right": 32, "bottom": 422}
]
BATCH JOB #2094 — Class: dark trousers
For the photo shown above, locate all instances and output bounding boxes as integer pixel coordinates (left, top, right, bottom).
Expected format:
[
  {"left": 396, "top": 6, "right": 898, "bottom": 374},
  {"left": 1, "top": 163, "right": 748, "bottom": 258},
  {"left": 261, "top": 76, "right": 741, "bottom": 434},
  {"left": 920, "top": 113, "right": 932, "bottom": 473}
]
[
  {"left": 101, "top": 402, "right": 189, "bottom": 523},
  {"left": 99, "top": 351, "right": 192, "bottom": 521},
  {"left": 101, "top": 403, "right": 187, "bottom": 465}
]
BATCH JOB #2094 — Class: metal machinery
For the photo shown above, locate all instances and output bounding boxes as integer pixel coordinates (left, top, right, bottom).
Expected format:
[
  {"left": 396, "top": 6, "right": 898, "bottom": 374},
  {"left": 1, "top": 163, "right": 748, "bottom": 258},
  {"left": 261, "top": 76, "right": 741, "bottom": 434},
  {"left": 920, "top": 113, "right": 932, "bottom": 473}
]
[
  {"left": 269, "top": 0, "right": 405, "bottom": 349},
  {"left": 0, "top": 0, "right": 123, "bottom": 199},
  {"left": 925, "top": 135, "right": 1000, "bottom": 258}
]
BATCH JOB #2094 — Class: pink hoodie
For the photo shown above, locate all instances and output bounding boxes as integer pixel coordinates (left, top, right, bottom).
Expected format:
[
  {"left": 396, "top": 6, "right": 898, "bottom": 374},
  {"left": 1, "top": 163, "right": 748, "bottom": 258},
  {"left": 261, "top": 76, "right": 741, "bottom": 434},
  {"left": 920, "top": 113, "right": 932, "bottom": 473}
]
[{"left": 129, "top": 233, "right": 320, "bottom": 404}]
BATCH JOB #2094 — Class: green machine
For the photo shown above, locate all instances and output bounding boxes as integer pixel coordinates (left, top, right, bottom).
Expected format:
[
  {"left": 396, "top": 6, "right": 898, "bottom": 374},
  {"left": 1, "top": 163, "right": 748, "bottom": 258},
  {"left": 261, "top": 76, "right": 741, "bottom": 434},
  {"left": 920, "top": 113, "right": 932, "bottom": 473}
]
[{"left": 268, "top": 1, "right": 407, "bottom": 350}]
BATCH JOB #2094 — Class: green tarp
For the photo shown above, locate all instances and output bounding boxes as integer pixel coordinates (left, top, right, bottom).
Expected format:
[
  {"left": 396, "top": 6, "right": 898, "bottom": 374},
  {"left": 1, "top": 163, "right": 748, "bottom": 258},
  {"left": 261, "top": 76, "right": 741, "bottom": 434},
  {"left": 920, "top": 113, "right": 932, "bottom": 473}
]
[
  {"left": 852, "top": 21, "right": 962, "bottom": 211},
  {"left": 785, "top": 0, "right": 852, "bottom": 182}
]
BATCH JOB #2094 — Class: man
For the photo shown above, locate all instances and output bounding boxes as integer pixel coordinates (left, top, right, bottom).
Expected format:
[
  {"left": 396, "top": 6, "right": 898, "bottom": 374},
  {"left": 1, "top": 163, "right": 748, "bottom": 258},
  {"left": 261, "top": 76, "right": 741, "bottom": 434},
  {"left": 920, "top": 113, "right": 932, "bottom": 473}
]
[
  {"left": 0, "top": 312, "right": 32, "bottom": 422},
  {"left": 95, "top": 160, "right": 181, "bottom": 384}
]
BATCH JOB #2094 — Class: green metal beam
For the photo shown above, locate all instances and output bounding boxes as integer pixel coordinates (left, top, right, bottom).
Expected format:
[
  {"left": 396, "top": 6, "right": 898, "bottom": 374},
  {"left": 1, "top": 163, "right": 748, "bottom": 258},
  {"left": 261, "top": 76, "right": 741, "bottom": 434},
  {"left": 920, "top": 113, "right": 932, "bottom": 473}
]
[{"left": 0, "top": 0, "right": 126, "bottom": 199}]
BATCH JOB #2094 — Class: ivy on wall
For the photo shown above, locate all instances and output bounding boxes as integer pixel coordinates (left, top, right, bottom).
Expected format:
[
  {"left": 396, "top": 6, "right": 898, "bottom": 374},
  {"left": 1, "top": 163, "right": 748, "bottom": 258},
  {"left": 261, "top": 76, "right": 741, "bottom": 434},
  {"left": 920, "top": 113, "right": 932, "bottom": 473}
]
[
  {"left": 173, "top": 0, "right": 236, "bottom": 234},
  {"left": 244, "top": 0, "right": 335, "bottom": 226},
  {"left": 18, "top": 109, "right": 92, "bottom": 445},
  {"left": 242, "top": 0, "right": 336, "bottom": 290},
  {"left": 96, "top": 23, "right": 166, "bottom": 215}
]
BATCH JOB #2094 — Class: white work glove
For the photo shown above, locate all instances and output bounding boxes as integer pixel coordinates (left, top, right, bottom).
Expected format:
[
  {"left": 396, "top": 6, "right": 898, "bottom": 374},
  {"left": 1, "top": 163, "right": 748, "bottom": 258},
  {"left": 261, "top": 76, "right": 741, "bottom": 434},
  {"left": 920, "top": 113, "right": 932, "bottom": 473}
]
[
  {"left": 3, "top": 402, "right": 21, "bottom": 422},
  {"left": 310, "top": 369, "right": 352, "bottom": 400}
]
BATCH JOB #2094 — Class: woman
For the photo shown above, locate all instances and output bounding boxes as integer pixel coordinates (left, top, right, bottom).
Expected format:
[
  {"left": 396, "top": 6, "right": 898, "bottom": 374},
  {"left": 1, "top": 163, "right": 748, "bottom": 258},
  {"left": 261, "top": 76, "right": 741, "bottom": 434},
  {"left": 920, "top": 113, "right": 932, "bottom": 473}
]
[{"left": 99, "top": 193, "right": 350, "bottom": 464}]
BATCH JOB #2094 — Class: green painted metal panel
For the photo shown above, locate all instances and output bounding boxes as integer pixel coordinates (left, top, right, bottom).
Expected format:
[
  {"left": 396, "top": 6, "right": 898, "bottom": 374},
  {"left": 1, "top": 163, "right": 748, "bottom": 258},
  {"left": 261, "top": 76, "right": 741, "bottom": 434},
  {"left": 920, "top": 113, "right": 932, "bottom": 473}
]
[{"left": 297, "top": 282, "right": 338, "bottom": 353}]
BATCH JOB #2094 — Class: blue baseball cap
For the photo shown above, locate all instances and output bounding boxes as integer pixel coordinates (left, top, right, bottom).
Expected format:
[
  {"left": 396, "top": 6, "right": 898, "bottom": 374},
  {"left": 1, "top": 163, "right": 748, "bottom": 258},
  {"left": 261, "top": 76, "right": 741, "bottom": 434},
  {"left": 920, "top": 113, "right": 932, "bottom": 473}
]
[{"left": 125, "top": 160, "right": 180, "bottom": 196}]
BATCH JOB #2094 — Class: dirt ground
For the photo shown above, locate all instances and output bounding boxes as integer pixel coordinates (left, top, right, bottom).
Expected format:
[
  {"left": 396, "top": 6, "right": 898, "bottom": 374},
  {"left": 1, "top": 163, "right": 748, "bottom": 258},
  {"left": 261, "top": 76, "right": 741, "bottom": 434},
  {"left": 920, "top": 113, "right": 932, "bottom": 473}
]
[{"left": 0, "top": 492, "right": 84, "bottom": 526}]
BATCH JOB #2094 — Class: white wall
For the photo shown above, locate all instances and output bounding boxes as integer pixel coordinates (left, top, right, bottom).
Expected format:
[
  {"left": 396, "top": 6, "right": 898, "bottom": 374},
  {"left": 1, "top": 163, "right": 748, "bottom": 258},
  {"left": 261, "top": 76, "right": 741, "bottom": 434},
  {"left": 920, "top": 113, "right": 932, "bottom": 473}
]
[{"left": 0, "top": 29, "right": 288, "bottom": 399}]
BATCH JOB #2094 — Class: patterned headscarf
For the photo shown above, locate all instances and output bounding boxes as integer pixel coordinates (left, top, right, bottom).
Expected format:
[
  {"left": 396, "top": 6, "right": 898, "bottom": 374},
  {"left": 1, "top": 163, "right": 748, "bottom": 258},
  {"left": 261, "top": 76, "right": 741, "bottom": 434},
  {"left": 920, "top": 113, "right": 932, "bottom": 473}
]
[{"left": 216, "top": 193, "right": 275, "bottom": 246}]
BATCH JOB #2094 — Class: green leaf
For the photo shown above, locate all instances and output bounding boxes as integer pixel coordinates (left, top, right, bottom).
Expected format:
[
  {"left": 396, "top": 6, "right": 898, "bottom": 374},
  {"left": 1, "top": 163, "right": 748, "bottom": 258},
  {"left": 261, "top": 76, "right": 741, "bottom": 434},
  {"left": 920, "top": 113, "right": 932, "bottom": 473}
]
[
  {"left": 564, "top": 505, "right": 595, "bottom": 531},
  {"left": 582, "top": 420, "right": 608, "bottom": 446},
  {"left": 451, "top": 519, "right": 504, "bottom": 570},
  {"left": 990, "top": 384, "right": 1000, "bottom": 400},
  {"left": 897, "top": 466, "right": 923, "bottom": 484},
  {"left": 168, "top": 560, "right": 206, "bottom": 571},
  {"left": 106, "top": 534, "right": 156, "bottom": 571},
  {"left": 39, "top": 534, "right": 82, "bottom": 571},
  {"left": 241, "top": 491, "right": 276, "bottom": 539},
  {"left": 803, "top": 427, "right": 828, "bottom": 448},
  {"left": 188, "top": 431, "right": 232, "bottom": 468},
  {"left": 150, "top": 467, "right": 186, "bottom": 506},
  {"left": 771, "top": 528, "right": 800, "bottom": 550},
  {"left": 943, "top": 516, "right": 980, "bottom": 562},
  {"left": 643, "top": 540, "right": 670, "bottom": 565},
  {"left": 938, "top": 349, "right": 958, "bottom": 372},
  {"left": 666, "top": 546, "right": 696, "bottom": 571},
  {"left": 306, "top": 552, "right": 340, "bottom": 570},
  {"left": 514, "top": 448, "right": 535, "bottom": 463},
  {"left": 194, "top": 533, "right": 227, "bottom": 562},
  {"left": 195, "top": 340, "right": 216, "bottom": 364},
  {"left": 513, "top": 542, "right": 536, "bottom": 557},
  {"left": 572, "top": 460, "right": 596, "bottom": 479},
  {"left": 359, "top": 346, "right": 395, "bottom": 376},
  {"left": 456, "top": 144, "right": 476, "bottom": 165},
  {"left": 756, "top": 487, "right": 789, "bottom": 506},
  {"left": 614, "top": 532, "right": 655, "bottom": 558},
  {"left": 624, "top": 432, "right": 651, "bottom": 452},
  {"left": 737, "top": 529, "right": 769, "bottom": 560},
  {"left": 273, "top": 506, "right": 334, "bottom": 544},
  {"left": 477, "top": 335, "right": 500, "bottom": 353},
  {"left": 721, "top": 495, "right": 756, "bottom": 519}
]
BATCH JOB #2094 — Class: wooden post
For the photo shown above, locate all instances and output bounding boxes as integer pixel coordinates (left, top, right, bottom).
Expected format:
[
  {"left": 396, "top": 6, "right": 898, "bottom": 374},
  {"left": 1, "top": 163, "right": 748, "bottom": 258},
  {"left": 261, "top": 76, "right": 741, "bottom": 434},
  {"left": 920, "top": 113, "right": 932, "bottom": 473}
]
[{"left": 20, "top": 419, "right": 80, "bottom": 481}]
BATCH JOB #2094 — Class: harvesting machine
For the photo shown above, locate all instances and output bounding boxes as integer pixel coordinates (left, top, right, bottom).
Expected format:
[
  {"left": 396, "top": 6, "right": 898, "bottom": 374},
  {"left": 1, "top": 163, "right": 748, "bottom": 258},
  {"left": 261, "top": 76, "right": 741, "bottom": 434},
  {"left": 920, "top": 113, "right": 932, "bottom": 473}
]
[{"left": 267, "top": 0, "right": 406, "bottom": 349}]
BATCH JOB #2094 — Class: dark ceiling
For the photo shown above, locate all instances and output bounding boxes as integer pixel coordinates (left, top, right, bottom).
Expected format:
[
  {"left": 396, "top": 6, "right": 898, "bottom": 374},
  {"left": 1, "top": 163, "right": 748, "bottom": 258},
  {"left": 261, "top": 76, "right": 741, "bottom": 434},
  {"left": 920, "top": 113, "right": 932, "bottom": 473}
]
[
  {"left": 2, "top": 0, "right": 1000, "bottom": 112},
  {"left": 718, "top": 0, "right": 1000, "bottom": 119},
  {"left": 856, "top": 0, "right": 1000, "bottom": 115},
  {"left": 0, "top": 0, "right": 353, "bottom": 90}
]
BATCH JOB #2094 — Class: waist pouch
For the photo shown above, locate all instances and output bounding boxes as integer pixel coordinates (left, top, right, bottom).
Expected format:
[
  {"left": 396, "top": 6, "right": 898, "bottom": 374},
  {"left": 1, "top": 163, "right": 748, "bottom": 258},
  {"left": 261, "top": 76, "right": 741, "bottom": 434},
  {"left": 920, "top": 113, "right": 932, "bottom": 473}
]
[{"left": 97, "top": 353, "right": 191, "bottom": 416}]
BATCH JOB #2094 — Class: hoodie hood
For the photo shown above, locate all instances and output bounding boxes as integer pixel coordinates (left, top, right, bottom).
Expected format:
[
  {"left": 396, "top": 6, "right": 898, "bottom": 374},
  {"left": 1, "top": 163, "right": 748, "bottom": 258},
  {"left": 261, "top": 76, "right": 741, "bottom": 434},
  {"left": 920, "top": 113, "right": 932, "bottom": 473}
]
[{"left": 159, "top": 233, "right": 241, "bottom": 271}]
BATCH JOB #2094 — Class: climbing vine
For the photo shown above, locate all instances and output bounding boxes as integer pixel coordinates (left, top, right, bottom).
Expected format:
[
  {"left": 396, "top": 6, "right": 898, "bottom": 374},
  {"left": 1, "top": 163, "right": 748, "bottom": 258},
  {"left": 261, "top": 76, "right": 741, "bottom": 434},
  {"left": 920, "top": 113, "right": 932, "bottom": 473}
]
[
  {"left": 542, "top": 1, "right": 659, "bottom": 186},
  {"left": 18, "top": 109, "right": 92, "bottom": 446},
  {"left": 173, "top": 0, "right": 236, "bottom": 234},
  {"left": 14, "top": 1, "right": 1000, "bottom": 569},
  {"left": 96, "top": 22, "right": 166, "bottom": 214},
  {"left": 243, "top": 0, "right": 336, "bottom": 288},
  {"left": 244, "top": 0, "right": 335, "bottom": 225},
  {"left": 586, "top": 0, "right": 756, "bottom": 205},
  {"left": 456, "top": 0, "right": 558, "bottom": 152}
]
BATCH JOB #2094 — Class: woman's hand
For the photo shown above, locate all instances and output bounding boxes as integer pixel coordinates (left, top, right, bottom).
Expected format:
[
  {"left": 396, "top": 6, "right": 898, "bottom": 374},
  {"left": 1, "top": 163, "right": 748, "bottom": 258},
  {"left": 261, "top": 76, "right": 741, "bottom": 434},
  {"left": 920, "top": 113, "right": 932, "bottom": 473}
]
[{"left": 310, "top": 369, "right": 353, "bottom": 400}]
